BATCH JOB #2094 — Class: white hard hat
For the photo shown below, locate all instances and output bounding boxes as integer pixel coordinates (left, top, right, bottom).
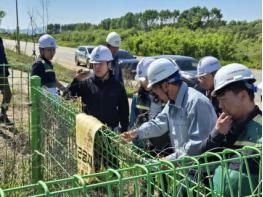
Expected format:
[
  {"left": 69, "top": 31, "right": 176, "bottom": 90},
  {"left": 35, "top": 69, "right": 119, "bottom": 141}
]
[
  {"left": 135, "top": 57, "right": 155, "bottom": 81},
  {"left": 106, "top": 32, "right": 121, "bottom": 47},
  {"left": 90, "top": 45, "right": 113, "bottom": 63},
  {"left": 212, "top": 63, "right": 256, "bottom": 96},
  {"left": 38, "top": 34, "right": 57, "bottom": 48},
  {"left": 196, "top": 56, "right": 221, "bottom": 77},
  {"left": 147, "top": 58, "right": 180, "bottom": 88}
]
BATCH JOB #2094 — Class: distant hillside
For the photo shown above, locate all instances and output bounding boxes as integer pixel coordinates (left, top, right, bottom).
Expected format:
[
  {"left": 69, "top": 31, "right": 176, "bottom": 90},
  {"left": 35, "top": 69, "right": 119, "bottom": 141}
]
[
  {"left": 50, "top": 20, "right": 261, "bottom": 69},
  {"left": 46, "top": 6, "right": 227, "bottom": 33}
]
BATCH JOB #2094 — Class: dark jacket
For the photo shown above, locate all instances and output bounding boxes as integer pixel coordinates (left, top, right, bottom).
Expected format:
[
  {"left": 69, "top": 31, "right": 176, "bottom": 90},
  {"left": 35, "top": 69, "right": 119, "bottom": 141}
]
[
  {"left": 66, "top": 74, "right": 129, "bottom": 132},
  {"left": 201, "top": 105, "right": 262, "bottom": 152},
  {"left": 202, "top": 106, "right": 262, "bottom": 197},
  {"left": 31, "top": 56, "right": 57, "bottom": 88},
  {"left": 0, "top": 37, "right": 9, "bottom": 76}
]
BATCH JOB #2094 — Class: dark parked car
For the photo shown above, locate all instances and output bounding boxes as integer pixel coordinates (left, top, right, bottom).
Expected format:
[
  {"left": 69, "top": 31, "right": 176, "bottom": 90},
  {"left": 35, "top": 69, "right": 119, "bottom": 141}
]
[
  {"left": 115, "top": 50, "right": 137, "bottom": 80},
  {"left": 119, "top": 59, "right": 139, "bottom": 80},
  {"left": 119, "top": 54, "right": 202, "bottom": 87},
  {"left": 75, "top": 46, "right": 95, "bottom": 67},
  {"left": 122, "top": 55, "right": 204, "bottom": 93},
  {"left": 151, "top": 55, "right": 205, "bottom": 93},
  {"left": 116, "top": 49, "right": 135, "bottom": 59}
]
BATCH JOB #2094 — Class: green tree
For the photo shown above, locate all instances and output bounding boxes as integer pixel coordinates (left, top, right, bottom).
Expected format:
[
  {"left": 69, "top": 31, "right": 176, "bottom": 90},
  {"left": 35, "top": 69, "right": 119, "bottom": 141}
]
[
  {"left": 207, "top": 8, "right": 226, "bottom": 27},
  {"left": 54, "top": 24, "right": 61, "bottom": 33},
  {"left": 100, "top": 18, "right": 111, "bottom": 30},
  {"left": 178, "top": 6, "right": 206, "bottom": 30},
  {"left": 47, "top": 24, "right": 53, "bottom": 33},
  {"left": 141, "top": 10, "right": 159, "bottom": 31},
  {"left": 178, "top": 7, "right": 224, "bottom": 30},
  {"left": 159, "top": 9, "right": 171, "bottom": 25},
  {"left": 171, "top": 9, "right": 180, "bottom": 24},
  {"left": 0, "top": 10, "right": 6, "bottom": 26},
  {"left": 122, "top": 12, "right": 136, "bottom": 29}
]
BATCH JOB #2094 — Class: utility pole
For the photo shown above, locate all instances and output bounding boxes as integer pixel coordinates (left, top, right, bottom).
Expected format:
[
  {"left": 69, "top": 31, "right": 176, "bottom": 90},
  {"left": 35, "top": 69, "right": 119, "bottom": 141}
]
[
  {"left": 45, "top": 0, "right": 49, "bottom": 32},
  {"left": 29, "top": 14, "right": 36, "bottom": 59},
  {"left": 41, "top": 0, "right": 45, "bottom": 33},
  {"left": 15, "top": 0, "right": 21, "bottom": 54}
]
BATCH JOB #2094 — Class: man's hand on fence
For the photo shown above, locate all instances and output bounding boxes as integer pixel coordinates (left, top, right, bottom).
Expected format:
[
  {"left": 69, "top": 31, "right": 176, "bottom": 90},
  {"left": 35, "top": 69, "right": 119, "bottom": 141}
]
[{"left": 120, "top": 129, "right": 138, "bottom": 142}]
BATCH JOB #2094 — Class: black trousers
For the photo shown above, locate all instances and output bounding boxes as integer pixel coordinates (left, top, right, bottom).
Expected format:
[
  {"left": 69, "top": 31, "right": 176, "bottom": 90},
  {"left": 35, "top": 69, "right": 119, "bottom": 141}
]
[{"left": 0, "top": 77, "right": 11, "bottom": 113}]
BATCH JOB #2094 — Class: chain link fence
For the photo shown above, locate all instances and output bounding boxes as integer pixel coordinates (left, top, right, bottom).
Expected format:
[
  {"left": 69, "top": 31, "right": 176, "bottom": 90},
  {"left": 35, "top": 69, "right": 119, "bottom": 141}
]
[{"left": 0, "top": 64, "right": 31, "bottom": 189}]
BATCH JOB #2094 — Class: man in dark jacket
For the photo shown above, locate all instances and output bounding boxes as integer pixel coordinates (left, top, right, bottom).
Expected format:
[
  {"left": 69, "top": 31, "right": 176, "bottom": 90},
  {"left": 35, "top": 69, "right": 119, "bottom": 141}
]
[
  {"left": 66, "top": 45, "right": 129, "bottom": 132},
  {"left": 201, "top": 63, "right": 261, "bottom": 196},
  {"left": 0, "top": 37, "right": 12, "bottom": 125},
  {"left": 31, "top": 34, "right": 65, "bottom": 96}
]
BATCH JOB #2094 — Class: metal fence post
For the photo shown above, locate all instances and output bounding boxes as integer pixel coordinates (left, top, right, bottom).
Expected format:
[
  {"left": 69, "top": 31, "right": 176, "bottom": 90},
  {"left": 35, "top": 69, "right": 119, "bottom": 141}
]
[{"left": 31, "top": 76, "right": 42, "bottom": 183}]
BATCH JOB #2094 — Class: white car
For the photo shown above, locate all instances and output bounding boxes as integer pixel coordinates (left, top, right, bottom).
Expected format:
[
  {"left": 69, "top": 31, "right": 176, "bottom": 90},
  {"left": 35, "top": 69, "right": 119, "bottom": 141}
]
[{"left": 75, "top": 46, "right": 95, "bottom": 67}]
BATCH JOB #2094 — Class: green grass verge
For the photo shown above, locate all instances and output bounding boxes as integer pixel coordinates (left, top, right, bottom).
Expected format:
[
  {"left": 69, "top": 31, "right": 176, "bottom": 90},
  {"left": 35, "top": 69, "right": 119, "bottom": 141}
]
[
  {"left": 5, "top": 49, "right": 34, "bottom": 72},
  {"left": 5, "top": 49, "right": 75, "bottom": 83}
]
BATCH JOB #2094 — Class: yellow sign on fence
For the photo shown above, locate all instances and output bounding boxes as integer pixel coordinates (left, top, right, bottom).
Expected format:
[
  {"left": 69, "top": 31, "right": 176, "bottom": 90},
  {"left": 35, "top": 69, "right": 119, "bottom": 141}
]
[{"left": 76, "top": 113, "right": 104, "bottom": 177}]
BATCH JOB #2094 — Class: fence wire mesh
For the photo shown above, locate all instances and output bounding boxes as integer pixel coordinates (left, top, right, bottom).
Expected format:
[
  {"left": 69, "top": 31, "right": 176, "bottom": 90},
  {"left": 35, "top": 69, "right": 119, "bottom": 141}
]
[
  {"left": 0, "top": 68, "right": 261, "bottom": 197},
  {"left": 0, "top": 64, "right": 31, "bottom": 189},
  {"left": 30, "top": 76, "right": 155, "bottom": 184},
  {"left": 38, "top": 88, "right": 80, "bottom": 181},
  {"left": 1, "top": 146, "right": 261, "bottom": 197}
]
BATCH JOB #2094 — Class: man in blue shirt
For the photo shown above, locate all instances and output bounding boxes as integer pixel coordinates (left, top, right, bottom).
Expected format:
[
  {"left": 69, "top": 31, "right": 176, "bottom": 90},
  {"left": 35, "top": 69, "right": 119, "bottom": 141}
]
[
  {"left": 121, "top": 58, "right": 217, "bottom": 160},
  {"left": 105, "top": 32, "right": 123, "bottom": 84}
]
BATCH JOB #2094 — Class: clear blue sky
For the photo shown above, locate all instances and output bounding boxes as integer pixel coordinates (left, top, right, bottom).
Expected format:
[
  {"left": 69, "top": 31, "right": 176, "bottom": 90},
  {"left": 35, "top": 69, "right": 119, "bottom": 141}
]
[{"left": 0, "top": 0, "right": 262, "bottom": 30}]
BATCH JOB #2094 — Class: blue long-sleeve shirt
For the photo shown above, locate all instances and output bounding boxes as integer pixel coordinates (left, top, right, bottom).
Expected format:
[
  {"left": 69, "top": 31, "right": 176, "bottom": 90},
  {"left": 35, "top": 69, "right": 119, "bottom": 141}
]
[
  {"left": 111, "top": 55, "right": 123, "bottom": 84},
  {"left": 137, "top": 82, "right": 217, "bottom": 160}
]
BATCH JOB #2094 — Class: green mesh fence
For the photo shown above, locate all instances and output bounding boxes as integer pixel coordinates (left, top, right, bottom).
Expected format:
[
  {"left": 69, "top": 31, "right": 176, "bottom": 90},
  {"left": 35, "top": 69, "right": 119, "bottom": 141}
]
[
  {"left": 31, "top": 76, "right": 80, "bottom": 182},
  {"left": 1, "top": 66, "right": 153, "bottom": 191},
  {"left": 30, "top": 76, "right": 155, "bottom": 183},
  {"left": 1, "top": 71, "right": 261, "bottom": 197},
  {"left": 0, "top": 64, "right": 31, "bottom": 189},
  {"left": 1, "top": 146, "right": 261, "bottom": 197}
]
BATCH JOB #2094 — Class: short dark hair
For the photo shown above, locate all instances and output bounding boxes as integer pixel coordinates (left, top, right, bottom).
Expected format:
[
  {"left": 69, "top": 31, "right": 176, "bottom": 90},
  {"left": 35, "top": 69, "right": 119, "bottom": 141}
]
[
  {"left": 210, "top": 71, "right": 217, "bottom": 77},
  {"left": 216, "top": 81, "right": 255, "bottom": 101}
]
